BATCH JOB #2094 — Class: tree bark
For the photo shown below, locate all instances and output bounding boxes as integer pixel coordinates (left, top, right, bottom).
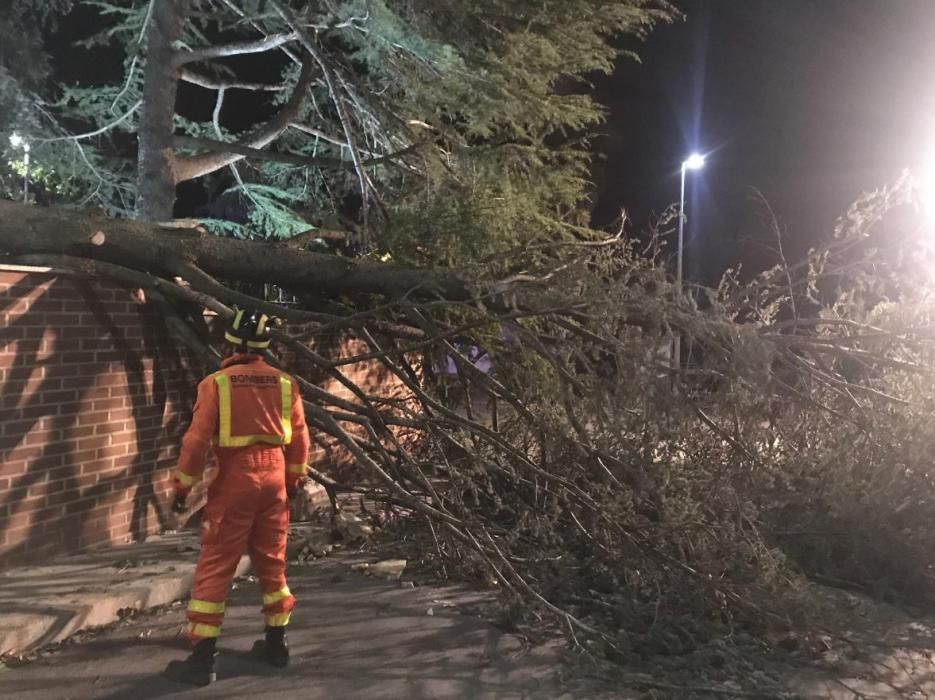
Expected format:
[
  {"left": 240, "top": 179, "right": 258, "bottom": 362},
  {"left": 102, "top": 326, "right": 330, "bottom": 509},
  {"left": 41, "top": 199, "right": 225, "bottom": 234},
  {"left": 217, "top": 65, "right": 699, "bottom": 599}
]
[
  {"left": 136, "top": 0, "right": 187, "bottom": 221},
  {"left": 0, "top": 201, "right": 471, "bottom": 303}
]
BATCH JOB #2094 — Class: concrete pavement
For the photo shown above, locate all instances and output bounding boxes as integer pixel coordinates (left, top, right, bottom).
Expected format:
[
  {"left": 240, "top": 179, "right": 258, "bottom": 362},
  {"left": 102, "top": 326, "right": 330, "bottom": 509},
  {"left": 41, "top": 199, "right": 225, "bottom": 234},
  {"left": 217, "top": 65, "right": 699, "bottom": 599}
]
[
  {"left": 0, "top": 531, "right": 250, "bottom": 657},
  {"left": 0, "top": 552, "right": 629, "bottom": 699}
]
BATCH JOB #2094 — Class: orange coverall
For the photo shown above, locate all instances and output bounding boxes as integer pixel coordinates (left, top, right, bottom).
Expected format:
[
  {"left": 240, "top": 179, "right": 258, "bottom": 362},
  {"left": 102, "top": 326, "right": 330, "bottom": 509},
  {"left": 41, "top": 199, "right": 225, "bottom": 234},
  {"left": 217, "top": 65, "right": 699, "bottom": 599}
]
[{"left": 174, "top": 354, "right": 310, "bottom": 641}]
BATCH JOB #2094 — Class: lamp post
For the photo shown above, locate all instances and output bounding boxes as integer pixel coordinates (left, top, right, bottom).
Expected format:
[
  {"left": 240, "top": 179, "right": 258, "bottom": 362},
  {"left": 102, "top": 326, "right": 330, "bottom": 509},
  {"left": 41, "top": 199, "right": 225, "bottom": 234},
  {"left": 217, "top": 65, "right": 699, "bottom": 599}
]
[
  {"left": 8, "top": 133, "right": 29, "bottom": 204},
  {"left": 673, "top": 152, "right": 705, "bottom": 369}
]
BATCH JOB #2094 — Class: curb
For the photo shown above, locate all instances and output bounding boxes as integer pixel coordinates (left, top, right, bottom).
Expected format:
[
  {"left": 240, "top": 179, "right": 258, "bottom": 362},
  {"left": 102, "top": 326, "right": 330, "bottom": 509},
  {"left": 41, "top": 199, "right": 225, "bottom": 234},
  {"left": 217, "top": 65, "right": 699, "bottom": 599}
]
[{"left": 0, "top": 546, "right": 249, "bottom": 657}]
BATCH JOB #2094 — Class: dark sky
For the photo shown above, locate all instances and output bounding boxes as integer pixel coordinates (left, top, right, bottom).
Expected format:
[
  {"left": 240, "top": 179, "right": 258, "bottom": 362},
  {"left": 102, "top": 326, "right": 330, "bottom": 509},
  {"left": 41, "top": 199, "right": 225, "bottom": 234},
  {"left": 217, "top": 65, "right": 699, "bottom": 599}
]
[{"left": 592, "top": 0, "right": 935, "bottom": 283}]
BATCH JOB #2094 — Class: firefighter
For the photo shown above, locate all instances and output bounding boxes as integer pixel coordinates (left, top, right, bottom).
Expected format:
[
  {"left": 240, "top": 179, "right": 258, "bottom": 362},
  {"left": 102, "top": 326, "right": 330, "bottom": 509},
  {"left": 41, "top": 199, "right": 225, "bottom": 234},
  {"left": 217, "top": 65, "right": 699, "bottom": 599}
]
[{"left": 165, "top": 308, "right": 310, "bottom": 686}]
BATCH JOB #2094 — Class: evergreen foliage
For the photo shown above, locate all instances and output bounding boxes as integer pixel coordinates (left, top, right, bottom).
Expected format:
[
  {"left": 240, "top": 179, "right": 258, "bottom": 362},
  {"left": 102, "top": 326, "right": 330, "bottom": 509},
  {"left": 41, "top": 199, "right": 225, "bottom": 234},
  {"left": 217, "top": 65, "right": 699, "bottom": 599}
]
[{"left": 1, "top": 0, "right": 674, "bottom": 255}]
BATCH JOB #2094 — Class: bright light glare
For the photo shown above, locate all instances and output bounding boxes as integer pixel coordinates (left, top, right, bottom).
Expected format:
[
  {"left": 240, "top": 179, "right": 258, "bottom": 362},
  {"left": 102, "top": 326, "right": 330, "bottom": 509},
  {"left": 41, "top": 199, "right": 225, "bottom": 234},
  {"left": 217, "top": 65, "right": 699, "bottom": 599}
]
[
  {"left": 8, "top": 133, "right": 23, "bottom": 148},
  {"left": 683, "top": 153, "right": 706, "bottom": 171}
]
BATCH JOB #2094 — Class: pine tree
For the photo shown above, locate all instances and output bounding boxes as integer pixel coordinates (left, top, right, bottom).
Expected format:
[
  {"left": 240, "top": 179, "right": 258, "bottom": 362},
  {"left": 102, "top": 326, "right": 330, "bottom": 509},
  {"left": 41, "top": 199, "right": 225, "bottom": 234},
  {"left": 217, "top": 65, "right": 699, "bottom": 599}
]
[{"left": 2, "top": 0, "right": 674, "bottom": 261}]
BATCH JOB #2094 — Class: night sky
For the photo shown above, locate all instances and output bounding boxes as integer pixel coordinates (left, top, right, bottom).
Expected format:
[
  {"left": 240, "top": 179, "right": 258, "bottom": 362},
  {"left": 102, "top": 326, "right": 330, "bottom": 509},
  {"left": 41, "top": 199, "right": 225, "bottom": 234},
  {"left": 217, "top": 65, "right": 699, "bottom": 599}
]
[{"left": 592, "top": 0, "right": 935, "bottom": 283}]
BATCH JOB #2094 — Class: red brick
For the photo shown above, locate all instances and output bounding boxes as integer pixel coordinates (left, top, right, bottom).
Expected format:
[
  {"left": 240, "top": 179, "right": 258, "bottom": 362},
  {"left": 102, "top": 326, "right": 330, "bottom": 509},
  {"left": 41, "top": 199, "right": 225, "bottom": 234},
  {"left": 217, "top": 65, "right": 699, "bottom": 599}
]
[
  {"left": 43, "top": 313, "right": 75, "bottom": 326},
  {"left": 45, "top": 490, "right": 74, "bottom": 507},
  {"left": 84, "top": 386, "right": 111, "bottom": 401},
  {"left": 77, "top": 435, "right": 110, "bottom": 451},
  {"left": 62, "top": 300, "right": 89, "bottom": 313},
  {"left": 58, "top": 401, "right": 82, "bottom": 416},
  {"left": 44, "top": 338, "right": 81, "bottom": 353},
  {"left": 45, "top": 460, "right": 74, "bottom": 480},
  {"left": 0, "top": 352, "right": 18, "bottom": 371},
  {"left": 3, "top": 418, "right": 37, "bottom": 436},
  {"left": 6, "top": 313, "right": 46, "bottom": 327},
  {"left": 41, "top": 441, "right": 70, "bottom": 456},
  {"left": 138, "top": 427, "right": 165, "bottom": 440},
  {"left": 93, "top": 457, "right": 116, "bottom": 472},
  {"left": 92, "top": 397, "right": 125, "bottom": 411},
  {"left": 61, "top": 325, "right": 98, "bottom": 339},
  {"left": 46, "top": 285, "right": 77, "bottom": 300},
  {"left": 109, "top": 500, "right": 136, "bottom": 517},
  {"left": 69, "top": 425, "right": 95, "bottom": 439},
  {"left": 0, "top": 271, "right": 30, "bottom": 286},
  {"left": 112, "top": 454, "right": 137, "bottom": 470},
  {"left": 96, "top": 444, "right": 128, "bottom": 460},
  {"left": 3, "top": 510, "right": 35, "bottom": 532},
  {"left": 78, "top": 411, "right": 110, "bottom": 426},
  {"left": 62, "top": 351, "right": 96, "bottom": 364},
  {"left": 64, "top": 498, "right": 99, "bottom": 516},
  {"left": 35, "top": 377, "right": 62, "bottom": 392},
  {"left": 73, "top": 449, "right": 99, "bottom": 466},
  {"left": 39, "top": 389, "right": 80, "bottom": 405},
  {"left": 108, "top": 313, "right": 140, "bottom": 326},
  {"left": 0, "top": 326, "right": 26, "bottom": 340},
  {"left": 98, "top": 374, "right": 127, "bottom": 387},
  {"left": 108, "top": 408, "right": 135, "bottom": 423},
  {"left": 62, "top": 376, "right": 91, "bottom": 389},
  {"left": 18, "top": 492, "right": 46, "bottom": 512},
  {"left": 25, "top": 429, "right": 64, "bottom": 446},
  {"left": 110, "top": 431, "right": 137, "bottom": 446}
]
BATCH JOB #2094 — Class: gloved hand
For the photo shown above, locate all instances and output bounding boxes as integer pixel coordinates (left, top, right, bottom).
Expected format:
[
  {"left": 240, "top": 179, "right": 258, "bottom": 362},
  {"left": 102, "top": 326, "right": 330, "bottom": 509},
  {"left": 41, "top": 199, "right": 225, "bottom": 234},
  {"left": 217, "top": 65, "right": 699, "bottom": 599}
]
[
  {"left": 172, "top": 490, "right": 188, "bottom": 514},
  {"left": 287, "top": 477, "right": 306, "bottom": 501}
]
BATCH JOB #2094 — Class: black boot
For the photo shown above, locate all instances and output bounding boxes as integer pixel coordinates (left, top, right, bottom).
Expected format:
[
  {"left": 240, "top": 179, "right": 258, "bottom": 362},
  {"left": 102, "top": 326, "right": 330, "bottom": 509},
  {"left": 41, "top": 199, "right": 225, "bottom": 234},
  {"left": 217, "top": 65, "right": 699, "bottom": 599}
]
[
  {"left": 251, "top": 626, "right": 290, "bottom": 668},
  {"left": 165, "top": 638, "right": 218, "bottom": 686}
]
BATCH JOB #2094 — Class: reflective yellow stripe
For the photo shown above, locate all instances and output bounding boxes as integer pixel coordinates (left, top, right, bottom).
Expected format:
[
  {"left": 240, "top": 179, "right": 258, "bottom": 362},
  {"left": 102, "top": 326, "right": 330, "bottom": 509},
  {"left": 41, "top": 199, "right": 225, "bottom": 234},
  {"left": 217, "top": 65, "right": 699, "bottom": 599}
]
[
  {"left": 187, "top": 622, "right": 221, "bottom": 638},
  {"left": 266, "top": 613, "right": 291, "bottom": 627},
  {"left": 280, "top": 376, "right": 292, "bottom": 444},
  {"left": 216, "top": 374, "right": 233, "bottom": 446},
  {"left": 224, "top": 330, "right": 245, "bottom": 345},
  {"left": 187, "top": 599, "right": 225, "bottom": 614},
  {"left": 175, "top": 469, "right": 195, "bottom": 487},
  {"left": 288, "top": 464, "right": 307, "bottom": 475},
  {"left": 257, "top": 314, "right": 268, "bottom": 335},
  {"left": 232, "top": 308, "right": 244, "bottom": 330},
  {"left": 245, "top": 338, "right": 271, "bottom": 349},
  {"left": 262, "top": 586, "right": 292, "bottom": 606},
  {"left": 215, "top": 373, "right": 293, "bottom": 448}
]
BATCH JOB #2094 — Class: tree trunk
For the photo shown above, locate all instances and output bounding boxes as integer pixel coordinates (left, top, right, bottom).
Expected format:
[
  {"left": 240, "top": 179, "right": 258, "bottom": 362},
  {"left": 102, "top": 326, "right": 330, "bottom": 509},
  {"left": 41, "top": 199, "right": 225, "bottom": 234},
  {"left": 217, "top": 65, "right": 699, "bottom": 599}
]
[
  {"left": 136, "top": 0, "right": 187, "bottom": 221},
  {"left": 0, "top": 201, "right": 471, "bottom": 303}
]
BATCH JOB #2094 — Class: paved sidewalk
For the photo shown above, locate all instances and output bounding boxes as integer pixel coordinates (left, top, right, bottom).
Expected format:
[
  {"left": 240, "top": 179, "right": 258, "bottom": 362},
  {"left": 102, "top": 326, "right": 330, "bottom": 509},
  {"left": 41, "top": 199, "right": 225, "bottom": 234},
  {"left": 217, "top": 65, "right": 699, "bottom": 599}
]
[
  {"left": 0, "top": 531, "right": 249, "bottom": 657},
  {"left": 0, "top": 548, "right": 625, "bottom": 700}
]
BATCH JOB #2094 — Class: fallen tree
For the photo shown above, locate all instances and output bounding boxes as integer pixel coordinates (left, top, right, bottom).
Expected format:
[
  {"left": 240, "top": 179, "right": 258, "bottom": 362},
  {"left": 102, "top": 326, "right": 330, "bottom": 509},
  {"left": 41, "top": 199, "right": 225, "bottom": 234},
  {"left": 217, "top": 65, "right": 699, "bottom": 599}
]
[
  {"left": 4, "top": 178, "right": 935, "bottom": 666},
  {"left": 8, "top": 3, "right": 935, "bottom": 680}
]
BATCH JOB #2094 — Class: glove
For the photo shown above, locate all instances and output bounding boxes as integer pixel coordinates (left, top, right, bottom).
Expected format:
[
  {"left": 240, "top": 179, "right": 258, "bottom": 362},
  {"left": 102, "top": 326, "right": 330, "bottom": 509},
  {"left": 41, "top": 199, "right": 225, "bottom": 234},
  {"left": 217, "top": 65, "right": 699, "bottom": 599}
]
[
  {"left": 286, "top": 478, "right": 304, "bottom": 501},
  {"left": 172, "top": 490, "right": 188, "bottom": 514}
]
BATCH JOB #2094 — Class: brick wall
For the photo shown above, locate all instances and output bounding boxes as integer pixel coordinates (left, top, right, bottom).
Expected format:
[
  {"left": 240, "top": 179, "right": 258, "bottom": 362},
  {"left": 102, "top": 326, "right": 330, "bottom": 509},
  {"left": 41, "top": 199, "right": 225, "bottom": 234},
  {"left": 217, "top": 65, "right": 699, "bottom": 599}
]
[
  {"left": 0, "top": 267, "right": 199, "bottom": 568},
  {"left": 0, "top": 268, "right": 422, "bottom": 569},
  {"left": 278, "top": 327, "right": 423, "bottom": 484}
]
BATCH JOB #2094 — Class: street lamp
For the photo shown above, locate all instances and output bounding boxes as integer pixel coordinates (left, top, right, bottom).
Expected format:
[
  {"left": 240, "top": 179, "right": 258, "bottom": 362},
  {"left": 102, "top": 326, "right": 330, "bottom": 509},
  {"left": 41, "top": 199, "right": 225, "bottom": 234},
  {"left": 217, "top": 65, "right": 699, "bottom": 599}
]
[
  {"left": 8, "top": 133, "right": 30, "bottom": 204},
  {"left": 674, "top": 152, "right": 705, "bottom": 368}
]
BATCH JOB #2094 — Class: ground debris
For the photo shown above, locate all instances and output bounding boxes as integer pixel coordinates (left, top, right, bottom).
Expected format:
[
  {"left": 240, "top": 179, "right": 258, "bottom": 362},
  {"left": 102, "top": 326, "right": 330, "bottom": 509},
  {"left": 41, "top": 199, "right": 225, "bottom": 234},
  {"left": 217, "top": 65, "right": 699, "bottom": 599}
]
[{"left": 351, "top": 559, "right": 408, "bottom": 581}]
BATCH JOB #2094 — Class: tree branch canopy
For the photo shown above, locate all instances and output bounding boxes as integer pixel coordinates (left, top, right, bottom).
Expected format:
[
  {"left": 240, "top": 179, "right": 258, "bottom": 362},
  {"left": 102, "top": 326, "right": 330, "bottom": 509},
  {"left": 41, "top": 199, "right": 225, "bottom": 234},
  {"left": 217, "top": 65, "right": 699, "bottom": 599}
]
[
  {"left": 173, "top": 135, "right": 353, "bottom": 170},
  {"left": 172, "top": 32, "right": 298, "bottom": 66},
  {"left": 179, "top": 69, "right": 287, "bottom": 92},
  {"left": 173, "top": 135, "right": 424, "bottom": 171},
  {"left": 172, "top": 60, "right": 317, "bottom": 182}
]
